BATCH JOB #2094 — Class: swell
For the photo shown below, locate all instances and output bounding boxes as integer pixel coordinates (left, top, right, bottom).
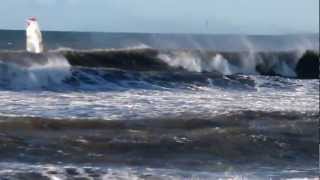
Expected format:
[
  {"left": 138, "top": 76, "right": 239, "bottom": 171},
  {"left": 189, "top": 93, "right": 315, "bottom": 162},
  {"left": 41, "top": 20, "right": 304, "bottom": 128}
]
[
  {"left": 0, "top": 49, "right": 318, "bottom": 90},
  {"left": 0, "top": 110, "right": 318, "bottom": 166},
  {"left": 1, "top": 49, "right": 319, "bottom": 77},
  {"left": 64, "top": 49, "right": 319, "bottom": 78}
]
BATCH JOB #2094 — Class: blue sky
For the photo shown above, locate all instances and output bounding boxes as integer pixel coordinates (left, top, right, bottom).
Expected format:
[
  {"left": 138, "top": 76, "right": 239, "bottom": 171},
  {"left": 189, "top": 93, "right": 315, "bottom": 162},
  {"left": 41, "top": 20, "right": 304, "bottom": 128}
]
[{"left": 0, "top": 0, "right": 318, "bottom": 34}]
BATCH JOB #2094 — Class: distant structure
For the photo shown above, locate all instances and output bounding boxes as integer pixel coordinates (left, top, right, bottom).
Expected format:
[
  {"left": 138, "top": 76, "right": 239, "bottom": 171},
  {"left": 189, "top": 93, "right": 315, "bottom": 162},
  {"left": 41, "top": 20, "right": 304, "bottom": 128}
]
[
  {"left": 205, "top": 20, "right": 209, "bottom": 33},
  {"left": 26, "top": 17, "right": 43, "bottom": 53}
]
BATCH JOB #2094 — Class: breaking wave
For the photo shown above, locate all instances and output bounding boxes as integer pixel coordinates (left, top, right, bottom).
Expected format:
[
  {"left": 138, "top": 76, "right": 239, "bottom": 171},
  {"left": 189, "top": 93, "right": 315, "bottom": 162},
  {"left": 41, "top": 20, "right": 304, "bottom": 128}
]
[
  {"left": 0, "top": 49, "right": 318, "bottom": 90},
  {"left": 0, "top": 53, "right": 71, "bottom": 89}
]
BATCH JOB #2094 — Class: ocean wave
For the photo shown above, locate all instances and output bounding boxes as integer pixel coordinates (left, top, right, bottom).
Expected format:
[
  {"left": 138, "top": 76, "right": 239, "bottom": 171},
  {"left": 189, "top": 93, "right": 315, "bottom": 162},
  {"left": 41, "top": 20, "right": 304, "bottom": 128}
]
[
  {"left": 63, "top": 48, "right": 319, "bottom": 78},
  {"left": 0, "top": 53, "right": 70, "bottom": 89},
  {"left": 0, "top": 49, "right": 318, "bottom": 90}
]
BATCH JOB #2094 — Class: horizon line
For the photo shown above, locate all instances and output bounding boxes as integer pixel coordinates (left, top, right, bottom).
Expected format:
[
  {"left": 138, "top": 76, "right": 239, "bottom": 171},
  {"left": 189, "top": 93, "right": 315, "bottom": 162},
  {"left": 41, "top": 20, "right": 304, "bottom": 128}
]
[{"left": 0, "top": 28, "right": 318, "bottom": 37}]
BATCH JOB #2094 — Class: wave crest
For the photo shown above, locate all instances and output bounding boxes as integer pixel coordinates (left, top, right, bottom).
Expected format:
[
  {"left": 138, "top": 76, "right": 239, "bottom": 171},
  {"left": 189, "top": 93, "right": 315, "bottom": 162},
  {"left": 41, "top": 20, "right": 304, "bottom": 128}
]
[
  {"left": 0, "top": 49, "right": 318, "bottom": 90},
  {"left": 0, "top": 53, "right": 71, "bottom": 89}
]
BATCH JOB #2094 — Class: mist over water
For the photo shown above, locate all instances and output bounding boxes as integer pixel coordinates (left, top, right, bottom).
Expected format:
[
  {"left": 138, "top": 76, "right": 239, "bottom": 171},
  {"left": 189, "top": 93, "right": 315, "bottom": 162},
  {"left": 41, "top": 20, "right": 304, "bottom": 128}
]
[{"left": 0, "top": 30, "right": 318, "bottom": 51}]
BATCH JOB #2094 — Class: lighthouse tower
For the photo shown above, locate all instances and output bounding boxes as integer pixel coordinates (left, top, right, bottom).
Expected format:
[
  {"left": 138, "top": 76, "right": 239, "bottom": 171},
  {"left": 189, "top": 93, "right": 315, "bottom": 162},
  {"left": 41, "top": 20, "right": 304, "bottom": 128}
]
[{"left": 26, "top": 17, "right": 44, "bottom": 53}]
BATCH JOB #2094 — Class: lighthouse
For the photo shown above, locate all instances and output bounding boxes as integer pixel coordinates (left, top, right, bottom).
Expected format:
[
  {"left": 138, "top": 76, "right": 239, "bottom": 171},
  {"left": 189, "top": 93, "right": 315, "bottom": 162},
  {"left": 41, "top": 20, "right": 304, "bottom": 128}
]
[{"left": 26, "top": 17, "right": 44, "bottom": 53}]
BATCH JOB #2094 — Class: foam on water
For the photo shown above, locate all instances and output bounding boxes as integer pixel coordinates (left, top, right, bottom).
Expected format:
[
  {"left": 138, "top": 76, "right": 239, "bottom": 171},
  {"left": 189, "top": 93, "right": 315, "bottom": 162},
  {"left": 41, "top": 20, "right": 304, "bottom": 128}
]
[
  {"left": 0, "top": 54, "right": 71, "bottom": 89},
  {"left": 0, "top": 163, "right": 318, "bottom": 180},
  {"left": 0, "top": 76, "right": 318, "bottom": 119}
]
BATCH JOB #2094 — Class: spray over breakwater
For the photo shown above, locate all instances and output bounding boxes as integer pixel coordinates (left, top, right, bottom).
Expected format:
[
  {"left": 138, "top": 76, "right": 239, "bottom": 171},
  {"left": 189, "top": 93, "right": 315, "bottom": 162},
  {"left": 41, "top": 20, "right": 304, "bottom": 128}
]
[{"left": 0, "top": 49, "right": 318, "bottom": 90}]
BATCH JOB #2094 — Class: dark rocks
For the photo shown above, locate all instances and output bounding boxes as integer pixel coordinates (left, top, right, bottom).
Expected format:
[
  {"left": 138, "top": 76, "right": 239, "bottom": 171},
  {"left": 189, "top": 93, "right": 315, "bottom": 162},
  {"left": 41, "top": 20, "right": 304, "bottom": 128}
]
[{"left": 295, "top": 51, "right": 319, "bottom": 79}]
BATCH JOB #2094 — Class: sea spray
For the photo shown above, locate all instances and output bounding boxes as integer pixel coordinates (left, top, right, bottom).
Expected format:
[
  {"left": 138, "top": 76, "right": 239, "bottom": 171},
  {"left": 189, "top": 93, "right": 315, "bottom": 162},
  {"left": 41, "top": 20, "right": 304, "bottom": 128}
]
[
  {"left": 0, "top": 53, "right": 71, "bottom": 89},
  {"left": 208, "top": 54, "right": 234, "bottom": 75},
  {"left": 158, "top": 52, "right": 202, "bottom": 72},
  {"left": 0, "top": 49, "right": 317, "bottom": 90}
]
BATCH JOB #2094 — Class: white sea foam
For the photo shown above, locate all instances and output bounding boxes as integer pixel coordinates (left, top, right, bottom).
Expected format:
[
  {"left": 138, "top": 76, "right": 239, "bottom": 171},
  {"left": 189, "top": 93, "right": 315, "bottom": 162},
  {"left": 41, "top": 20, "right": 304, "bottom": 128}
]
[
  {"left": 0, "top": 54, "right": 71, "bottom": 89},
  {"left": 0, "top": 76, "right": 318, "bottom": 120},
  {"left": 156, "top": 36, "right": 314, "bottom": 77},
  {"left": 0, "top": 163, "right": 317, "bottom": 180},
  {"left": 158, "top": 50, "right": 299, "bottom": 77},
  {"left": 158, "top": 52, "right": 202, "bottom": 72}
]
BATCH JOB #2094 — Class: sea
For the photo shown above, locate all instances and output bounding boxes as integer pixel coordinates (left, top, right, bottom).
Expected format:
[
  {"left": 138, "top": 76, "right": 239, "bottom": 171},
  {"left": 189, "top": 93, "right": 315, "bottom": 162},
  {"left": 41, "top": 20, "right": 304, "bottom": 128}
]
[{"left": 0, "top": 30, "right": 319, "bottom": 180}]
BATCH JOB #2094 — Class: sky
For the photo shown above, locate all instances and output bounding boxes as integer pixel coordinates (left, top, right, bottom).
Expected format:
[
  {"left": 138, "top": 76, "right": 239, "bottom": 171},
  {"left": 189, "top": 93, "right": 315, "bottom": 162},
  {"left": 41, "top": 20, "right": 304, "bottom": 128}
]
[{"left": 0, "top": 0, "right": 319, "bottom": 34}]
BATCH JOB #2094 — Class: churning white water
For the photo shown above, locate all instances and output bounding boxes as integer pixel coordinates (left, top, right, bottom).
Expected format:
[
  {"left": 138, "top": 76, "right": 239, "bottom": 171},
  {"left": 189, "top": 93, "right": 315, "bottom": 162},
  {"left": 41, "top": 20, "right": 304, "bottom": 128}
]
[
  {"left": 0, "top": 76, "right": 318, "bottom": 120},
  {"left": 0, "top": 54, "right": 71, "bottom": 89}
]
